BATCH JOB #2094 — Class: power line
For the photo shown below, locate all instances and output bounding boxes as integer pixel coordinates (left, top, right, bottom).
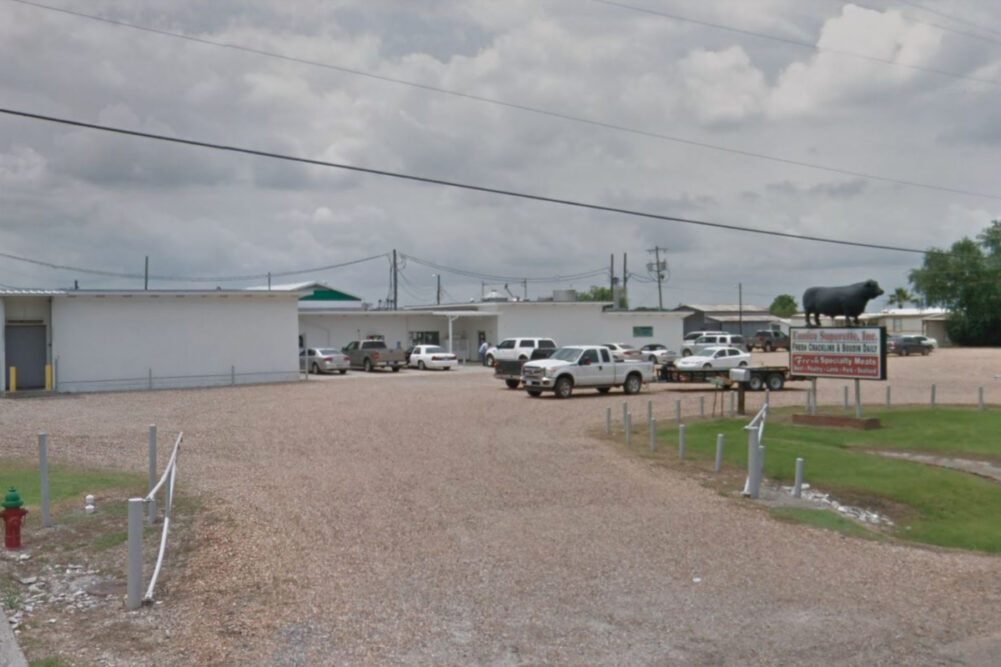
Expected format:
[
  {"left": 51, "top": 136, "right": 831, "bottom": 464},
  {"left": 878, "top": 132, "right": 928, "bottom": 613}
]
[
  {"left": 591, "top": 0, "right": 1001, "bottom": 85},
  {"left": 0, "top": 247, "right": 387, "bottom": 282},
  {"left": 890, "top": 0, "right": 1001, "bottom": 39},
  {"left": 6, "top": 0, "right": 998, "bottom": 201},
  {"left": 403, "top": 254, "right": 609, "bottom": 283},
  {"left": 0, "top": 107, "right": 939, "bottom": 254},
  {"left": 816, "top": 0, "right": 1001, "bottom": 45}
]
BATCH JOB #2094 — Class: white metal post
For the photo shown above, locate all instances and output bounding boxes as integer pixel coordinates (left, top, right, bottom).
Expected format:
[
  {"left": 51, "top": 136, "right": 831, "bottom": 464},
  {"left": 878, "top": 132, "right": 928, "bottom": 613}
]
[
  {"left": 625, "top": 412, "right": 631, "bottom": 447},
  {"left": 854, "top": 379, "right": 862, "bottom": 419},
  {"left": 647, "top": 399, "right": 652, "bottom": 424},
  {"left": 714, "top": 433, "right": 724, "bottom": 472},
  {"left": 622, "top": 402, "right": 628, "bottom": 429},
  {"left": 148, "top": 425, "right": 157, "bottom": 523},
  {"left": 127, "top": 498, "right": 144, "bottom": 610},
  {"left": 793, "top": 458, "right": 804, "bottom": 498},
  {"left": 605, "top": 407, "right": 611, "bottom": 436},
  {"left": 678, "top": 424, "right": 686, "bottom": 459},
  {"left": 650, "top": 418, "right": 656, "bottom": 453},
  {"left": 745, "top": 428, "right": 760, "bottom": 498},
  {"left": 39, "top": 433, "right": 50, "bottom": 527}
]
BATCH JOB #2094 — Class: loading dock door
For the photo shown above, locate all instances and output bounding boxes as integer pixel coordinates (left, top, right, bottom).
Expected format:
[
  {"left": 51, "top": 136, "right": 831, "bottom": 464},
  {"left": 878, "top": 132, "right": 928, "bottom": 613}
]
[{"left": 5, "top": 325, "right": 46, "bottom": 389}]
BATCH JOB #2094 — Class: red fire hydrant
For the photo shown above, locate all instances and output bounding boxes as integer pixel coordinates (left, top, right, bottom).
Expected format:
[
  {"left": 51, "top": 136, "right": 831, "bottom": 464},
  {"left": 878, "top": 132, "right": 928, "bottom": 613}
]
[{"left": 2, "top": 487, "right": 28, "bottom": 550}]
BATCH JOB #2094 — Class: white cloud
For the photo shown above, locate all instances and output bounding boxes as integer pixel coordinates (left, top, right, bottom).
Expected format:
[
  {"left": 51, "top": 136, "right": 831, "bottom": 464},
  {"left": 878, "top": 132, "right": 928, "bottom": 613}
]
[{"left": 679, "top": 46, "right": 767, "bottom": 124}]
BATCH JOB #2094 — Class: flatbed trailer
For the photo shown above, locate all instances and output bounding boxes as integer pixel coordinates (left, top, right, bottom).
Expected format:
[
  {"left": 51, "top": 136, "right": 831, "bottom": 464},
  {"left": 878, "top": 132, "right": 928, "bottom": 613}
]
[{"left": 659, "top": 365, "right": 806, "bottom": 391}]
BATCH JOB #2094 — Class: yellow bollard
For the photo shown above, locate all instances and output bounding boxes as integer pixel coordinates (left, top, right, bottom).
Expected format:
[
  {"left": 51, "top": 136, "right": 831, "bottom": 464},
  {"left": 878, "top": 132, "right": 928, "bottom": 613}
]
[
  {"left": 9, "top": 366, "right": 16, "bottom": 393},
  {"left": 45, "top": 364, "right": 53, "bottom": 391}
]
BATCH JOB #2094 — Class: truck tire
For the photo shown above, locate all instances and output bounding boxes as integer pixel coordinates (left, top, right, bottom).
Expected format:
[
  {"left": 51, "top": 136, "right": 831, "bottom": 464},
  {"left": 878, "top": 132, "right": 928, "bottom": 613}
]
[
  {"left": 554, "top": 376, "right": 573, "bottom": 398},
  {"left": 623, "top": 373, "right": 642, "bottom": 395},
  {"left": 682, "top": 349, "right": 692, "bottom": 357},
  {"left": 766, "top": 373, "right": 785, "bottom": 391},
  {"left": 764, "top": 342, "right": 773, "bottom": 352},
  {"left": 339, "top": 370, "right": 347, "bottom": 375},
  {"left": 392, "top": 365, "right": 401, "bottom": 372},
  {"left": 363, "top": 358, "right": 373, "bottom": 372},
  {"left": 748, "top": 375, "right": 764, "bottom": 391},
  {"left": 505, "top": 379, "right": 520, "bottom": 389},
  {"left": 527, "top": 389, "right": 542, "bottom": 397}
]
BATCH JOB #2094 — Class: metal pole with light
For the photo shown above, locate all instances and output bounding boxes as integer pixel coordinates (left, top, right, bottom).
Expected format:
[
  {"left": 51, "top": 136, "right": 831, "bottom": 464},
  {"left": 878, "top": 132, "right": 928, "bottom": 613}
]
[
  {"left": 738, "top": 282, "right": 743, "bottom": 337},
  {"left": 433, "top": 274, "right": 441, "bottom": 305}
]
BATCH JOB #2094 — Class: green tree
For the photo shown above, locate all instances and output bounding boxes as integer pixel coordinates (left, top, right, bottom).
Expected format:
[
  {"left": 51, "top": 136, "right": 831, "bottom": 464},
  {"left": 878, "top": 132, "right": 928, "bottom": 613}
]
[
  {"left": 768, "top": 294, "right": 797, "bottom": 318},
  {"left": 576, "top": 285, "right": 613, "bottom": 302},
  {"left": 910, "top": 220, "right": 1001, "bottom": 345},
  {"left": 886, "top": 287, "right": 914, "bottom": 308}
]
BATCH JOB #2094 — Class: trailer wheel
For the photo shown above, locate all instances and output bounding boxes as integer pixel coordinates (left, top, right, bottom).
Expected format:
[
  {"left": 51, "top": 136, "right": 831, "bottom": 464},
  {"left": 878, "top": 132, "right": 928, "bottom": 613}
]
[
  {"left": 748, "top": 375, "right": 764, "bottom": 391},
  {"left": 505, "top": 379, "right": 520, "bottom": 389},
  {"left": 623, "top": 373, "right": 642, "bottom": 395},
  {"left": 554, "top": 376, "right": 573, "bottom": 398},
  {"left": 766, "top": 373, "right": 785, "bottom": 391}
]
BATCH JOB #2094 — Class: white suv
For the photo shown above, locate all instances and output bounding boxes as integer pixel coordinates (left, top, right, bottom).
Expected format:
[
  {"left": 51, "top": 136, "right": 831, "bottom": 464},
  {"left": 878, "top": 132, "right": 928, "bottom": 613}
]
[
  {"left": 486, "top": 337, "right": 557, "bottom": 365},
  {"left": 681, "top": 332, "right": 747, "bottom": 356}
]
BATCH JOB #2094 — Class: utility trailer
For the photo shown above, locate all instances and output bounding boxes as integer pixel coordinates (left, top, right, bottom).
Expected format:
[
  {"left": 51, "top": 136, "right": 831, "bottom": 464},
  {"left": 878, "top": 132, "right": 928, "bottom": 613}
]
[{"left": 659, "top": 365, "right": 805, "bottom": 391}]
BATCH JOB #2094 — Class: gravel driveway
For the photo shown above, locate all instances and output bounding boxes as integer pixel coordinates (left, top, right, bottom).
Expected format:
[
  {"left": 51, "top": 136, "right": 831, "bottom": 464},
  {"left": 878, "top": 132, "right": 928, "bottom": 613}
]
[{"left": 3, "top": 349, "right": 1001, "bottom": 665}]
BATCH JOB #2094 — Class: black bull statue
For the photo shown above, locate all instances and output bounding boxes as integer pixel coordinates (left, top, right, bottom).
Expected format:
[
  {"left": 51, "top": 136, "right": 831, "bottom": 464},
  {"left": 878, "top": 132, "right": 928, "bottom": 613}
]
[{"left": 803, "top": 280, "right": 884, "bottom": 327}]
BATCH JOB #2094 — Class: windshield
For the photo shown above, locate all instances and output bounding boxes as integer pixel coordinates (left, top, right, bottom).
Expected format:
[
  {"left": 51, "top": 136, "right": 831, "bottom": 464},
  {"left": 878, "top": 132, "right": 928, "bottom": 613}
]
[{"left": 550, "top": 347, "right": 583, "bottom": 362}]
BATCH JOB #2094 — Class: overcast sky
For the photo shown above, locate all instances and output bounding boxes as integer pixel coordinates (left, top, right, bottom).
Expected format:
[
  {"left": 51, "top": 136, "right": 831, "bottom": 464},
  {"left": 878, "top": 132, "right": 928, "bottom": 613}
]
[{"left": 2, "top": 0, "right": 999, "bottom": 310}]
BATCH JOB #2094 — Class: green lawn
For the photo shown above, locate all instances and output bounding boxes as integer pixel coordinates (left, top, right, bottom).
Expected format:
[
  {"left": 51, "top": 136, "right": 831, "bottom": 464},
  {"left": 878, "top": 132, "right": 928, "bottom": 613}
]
[
  {"left": 648, "top": 407, "right": 1001, "bottom": 552},
  {"left": 0, "top": 457, "right": 145, "bottom": 513}
]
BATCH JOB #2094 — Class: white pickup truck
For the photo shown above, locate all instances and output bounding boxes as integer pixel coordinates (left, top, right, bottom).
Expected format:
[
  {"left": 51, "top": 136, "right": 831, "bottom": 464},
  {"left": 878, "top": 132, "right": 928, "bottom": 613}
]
[{"left": 520, "top": 345, "right": 655, "bottom": 398}]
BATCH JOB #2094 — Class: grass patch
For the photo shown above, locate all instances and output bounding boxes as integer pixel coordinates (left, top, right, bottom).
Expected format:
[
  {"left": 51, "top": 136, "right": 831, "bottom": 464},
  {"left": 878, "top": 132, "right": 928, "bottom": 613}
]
[
  {"left": 89, "top": 530, "right": 128, "bottom": 551},
  {"left": 30, "top": 657, "right": 79, "bottom": 667},
  {"left": 770, "top": 507, "right": 885, "bottom": 542},
  {"left": 640, "top": 406, "right": 1001, "bottom": 552},
  {"left": 0, "top": 457, "right": 145, "bottom": 518}
]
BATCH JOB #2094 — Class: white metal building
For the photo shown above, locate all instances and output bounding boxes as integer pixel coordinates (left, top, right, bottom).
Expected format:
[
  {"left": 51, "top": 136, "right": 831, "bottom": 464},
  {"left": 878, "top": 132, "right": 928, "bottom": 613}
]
[
  {"left": 299, "top": 300, "right": 688, "bottom": 360},
  {"left": 2, "top": 289, "right": 302, "bottom": 393}
]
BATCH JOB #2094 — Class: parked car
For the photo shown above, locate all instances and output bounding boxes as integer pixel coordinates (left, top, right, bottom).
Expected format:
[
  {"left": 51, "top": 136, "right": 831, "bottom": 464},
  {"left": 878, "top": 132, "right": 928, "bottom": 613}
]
[
  {"left": 681, "top": 333, "right": 747, "bottom": 356},
  {"left": 600, "top": 343, "right": 643, "bottom": 361},
  {"left": 342, "top": 339, "right": 406, "bottom": 372},
  {"left": 301, "top": 347, "right": 350, "bottom": 374},
  {"left": 749, "top": 330, "right": 790, "bottom": 352},
  {"left": 674, "top": 346, "right": 751, "bottom": 370},
  {"left": 408, "top": 345, "right": 457, "bottom": 370},
  {"left": 485, "top": 337, "right": 557, "bottom": 365},
  {"left": 682, "top": 330, "right": 726, "bottom": 346},
  {"left": 888, "top": 335, "right": 933, "bottom": 356},
  {"left": 640, "top": 343, "right": 678, "bottom": 364},
  {"left": 913, "top": 335, "right": 938, "bottom": 348}
]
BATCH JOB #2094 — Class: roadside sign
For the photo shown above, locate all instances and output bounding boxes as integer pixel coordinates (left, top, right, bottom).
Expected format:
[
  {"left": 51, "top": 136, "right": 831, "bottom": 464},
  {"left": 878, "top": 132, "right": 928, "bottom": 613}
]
[{"left": 789, "top": 327, "right": 887, "bottom": 380}]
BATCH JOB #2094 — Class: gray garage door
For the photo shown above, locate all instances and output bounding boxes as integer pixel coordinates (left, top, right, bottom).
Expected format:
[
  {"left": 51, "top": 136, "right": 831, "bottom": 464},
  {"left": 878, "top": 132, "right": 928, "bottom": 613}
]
[{"left": 5, "top": 325, "right": 46, "bottom": 390}]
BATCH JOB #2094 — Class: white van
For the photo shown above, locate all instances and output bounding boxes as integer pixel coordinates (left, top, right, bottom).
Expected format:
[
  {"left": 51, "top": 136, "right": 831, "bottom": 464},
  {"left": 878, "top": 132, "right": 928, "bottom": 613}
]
[{"left": 681, "top": 333, "right": 747, "bottom": 356}]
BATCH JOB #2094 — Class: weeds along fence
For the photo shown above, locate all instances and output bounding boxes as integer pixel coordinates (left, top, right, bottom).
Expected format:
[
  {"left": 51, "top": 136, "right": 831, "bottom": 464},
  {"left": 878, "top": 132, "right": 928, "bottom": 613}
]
[{"left": 127, "top": 430, "right": 182, "bottom": 610}]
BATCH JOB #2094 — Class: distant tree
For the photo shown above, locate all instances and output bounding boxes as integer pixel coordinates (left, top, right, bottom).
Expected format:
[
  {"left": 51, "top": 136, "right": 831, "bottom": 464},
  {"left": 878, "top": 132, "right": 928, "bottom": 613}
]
[
  {"left": 886, "top": 287, "right": 914, "bottom": 309},
  {"left": 768, "top": 294, "right": 797, "bottom": 318},
  {"left": 576, "top": 285, "right": 613, "bottom": 302},
  {"left": 910, "top": 220, "right": 1001, "bottom": 345}
]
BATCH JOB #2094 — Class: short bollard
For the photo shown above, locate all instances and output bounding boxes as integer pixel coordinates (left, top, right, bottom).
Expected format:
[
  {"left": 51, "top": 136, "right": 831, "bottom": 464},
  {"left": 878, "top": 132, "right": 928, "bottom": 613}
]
[
  {"left": 622, "top": 402, "right": 628, "bottom": 427},
  {"left": 931, "top": 383, "right": 937, "bottom": 407},
  {"left": 886, "top": 385, "right": 891, "bottom": 408},
  {"left": 625, "top": 412, "right": 632, "bottom": 447},
  {"left": 979, "top": 386, "right": 985, "bottom": 411},
  {"left": 647, "top": 399, "right": 652, "bottom": 423},
  {"left": 793, "top": 457, "right": 804, "bottom": 498},
  {"left": 699, "top": 396, "right": 705, "bottom": 417},
  {"left": 39, "top": 432, "right": 51, "bottom": 528},
  {"left": 764, "top": 388, "right": 770, "bottom": 407},
  {"left": 605, "top": 407, "right": 611, "bottom": 436},
  {"left": 675, "top": 398, "right": 682, "bottom": 424},
  {"left": 650, "top": 418, "right": 657, "bottom": 453},
  {"left": 714, "top": 433, "right": 724, "bottom": 472},
  {"left": 678, "top": 424, "right": 686, "bottom": 459}
]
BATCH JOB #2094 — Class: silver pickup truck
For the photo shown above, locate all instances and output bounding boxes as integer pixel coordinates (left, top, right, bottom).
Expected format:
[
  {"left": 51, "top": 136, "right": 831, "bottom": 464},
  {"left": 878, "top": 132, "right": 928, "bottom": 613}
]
[{"left": 520, "top": 345, "right": 655, "bottom": 398}]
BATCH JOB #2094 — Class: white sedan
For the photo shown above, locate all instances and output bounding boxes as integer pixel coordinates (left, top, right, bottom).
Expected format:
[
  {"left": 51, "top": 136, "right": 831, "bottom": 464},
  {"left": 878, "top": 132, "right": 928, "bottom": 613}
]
[
  {"left": 408, "top": 345, "right": 457, "bottom": 370},
  {"left": 600, "top": 343, "right": 643, "bottom": 361},
  {"left": 673, "top": 346, "right": 751, "bottom": 370}
]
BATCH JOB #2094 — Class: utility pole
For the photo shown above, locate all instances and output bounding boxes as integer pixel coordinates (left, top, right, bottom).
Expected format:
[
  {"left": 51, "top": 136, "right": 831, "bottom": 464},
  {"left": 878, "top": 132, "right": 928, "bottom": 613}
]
[
  {"left": 523, "top": 278, "right": 528, "bottom": 301},
  {"left": 144, "top": 256, "right": 149, "bottom": 291},
  {"left": 610, "top": 254, "right": 615, "bottom": 304},
  {"left": 622, "top": 253, "right": 628, "bottom": 310},
  {"left": 738, "top": 282, "right": 743, "bottom": 336},
  {"left": 392, "top": 249, "right": 398, "bottom": 311},
  {"left": 435, "top": 273, "right": 441, "bottom": 305},
  {"left": 647, "top": 246, "right": 666, "bottom": 310}
]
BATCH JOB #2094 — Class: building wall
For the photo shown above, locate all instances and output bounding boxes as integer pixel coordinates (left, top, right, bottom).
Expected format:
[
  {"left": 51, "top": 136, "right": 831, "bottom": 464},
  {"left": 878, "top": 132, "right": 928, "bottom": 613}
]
[
  {"left": 52, "top": 294, "right": 299, "bottom": 392},
  {"left": 491, "top": 303, "right": 686, "bottom": 349}
]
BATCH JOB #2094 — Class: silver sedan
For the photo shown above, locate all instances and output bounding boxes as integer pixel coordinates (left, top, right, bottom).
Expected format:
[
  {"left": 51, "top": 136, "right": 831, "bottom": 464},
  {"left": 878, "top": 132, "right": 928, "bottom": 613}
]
[{"left": 301, "top": 347, "right": 351, "bottom": 374}]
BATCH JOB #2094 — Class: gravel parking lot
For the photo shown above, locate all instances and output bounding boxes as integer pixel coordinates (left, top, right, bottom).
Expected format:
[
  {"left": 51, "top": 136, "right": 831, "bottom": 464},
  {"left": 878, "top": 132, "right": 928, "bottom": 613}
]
[{"left": 3, "top": 348, "right": 1001, "bottom": 665}]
